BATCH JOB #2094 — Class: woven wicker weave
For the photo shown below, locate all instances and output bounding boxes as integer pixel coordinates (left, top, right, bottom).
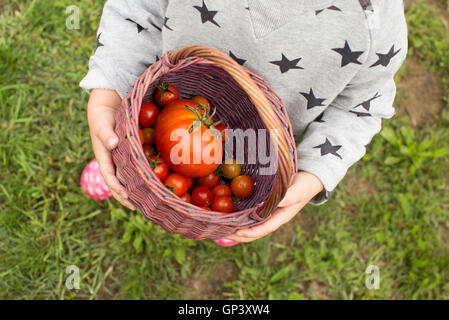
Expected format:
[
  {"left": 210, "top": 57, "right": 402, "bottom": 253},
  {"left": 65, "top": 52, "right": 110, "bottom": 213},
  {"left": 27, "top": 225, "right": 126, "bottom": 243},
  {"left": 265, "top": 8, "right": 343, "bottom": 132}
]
[{"left": 112, "top": 45, "right": 298, "bottom": 240}]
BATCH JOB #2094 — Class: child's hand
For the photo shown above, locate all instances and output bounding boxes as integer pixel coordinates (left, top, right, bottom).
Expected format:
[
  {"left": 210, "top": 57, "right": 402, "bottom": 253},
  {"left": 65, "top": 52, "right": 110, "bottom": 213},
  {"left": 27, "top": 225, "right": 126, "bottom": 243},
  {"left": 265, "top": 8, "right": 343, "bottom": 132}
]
[
  {"left": 87, "top": 89, "right": 136, "bottom": 210},
  {"left": 226, "top": 171, "right": 323, "bottom": 243}
]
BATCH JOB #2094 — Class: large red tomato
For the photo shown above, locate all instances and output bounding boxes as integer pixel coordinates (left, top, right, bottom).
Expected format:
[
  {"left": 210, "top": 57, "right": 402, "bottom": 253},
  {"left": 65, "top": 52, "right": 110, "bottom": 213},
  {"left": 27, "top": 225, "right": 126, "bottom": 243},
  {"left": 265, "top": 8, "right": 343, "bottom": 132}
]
[{"left": 155, "top": 100, "right": 223, "bottom": 178}]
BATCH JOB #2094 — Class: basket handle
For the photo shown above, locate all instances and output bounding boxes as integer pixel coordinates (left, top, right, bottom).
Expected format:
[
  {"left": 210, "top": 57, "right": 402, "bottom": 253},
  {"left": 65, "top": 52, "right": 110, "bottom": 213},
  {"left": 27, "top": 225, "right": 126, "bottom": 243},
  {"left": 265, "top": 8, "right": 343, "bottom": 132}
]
[{"left": 168, "top": 46, "right": 295, "bottom": 218}]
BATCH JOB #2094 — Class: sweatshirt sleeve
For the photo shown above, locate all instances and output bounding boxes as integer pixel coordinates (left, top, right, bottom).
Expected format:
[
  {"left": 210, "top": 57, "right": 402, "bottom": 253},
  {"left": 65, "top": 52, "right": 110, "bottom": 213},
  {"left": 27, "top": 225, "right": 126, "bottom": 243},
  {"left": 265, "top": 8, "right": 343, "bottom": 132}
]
[
  {"left": 80, "top": 0, "right": 165, "bottom": 98},
  {"left": 298, "top": 0, "right": 408, "bottom": 204}
]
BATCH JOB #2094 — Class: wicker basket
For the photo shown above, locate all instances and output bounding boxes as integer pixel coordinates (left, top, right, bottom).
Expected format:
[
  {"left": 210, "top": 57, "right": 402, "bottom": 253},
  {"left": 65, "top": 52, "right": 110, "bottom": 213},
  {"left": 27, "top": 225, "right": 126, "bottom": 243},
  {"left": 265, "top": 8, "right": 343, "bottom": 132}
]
[{"left": 112, "top": 45, "right": 298, "bottom": 240}]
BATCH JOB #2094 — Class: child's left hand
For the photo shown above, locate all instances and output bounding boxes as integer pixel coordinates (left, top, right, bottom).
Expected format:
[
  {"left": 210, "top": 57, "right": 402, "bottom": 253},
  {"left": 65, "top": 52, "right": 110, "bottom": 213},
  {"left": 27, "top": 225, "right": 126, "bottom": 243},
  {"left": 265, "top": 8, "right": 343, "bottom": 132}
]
[{"left": 226, "top": 171, "right": 323, "bottom": 243}]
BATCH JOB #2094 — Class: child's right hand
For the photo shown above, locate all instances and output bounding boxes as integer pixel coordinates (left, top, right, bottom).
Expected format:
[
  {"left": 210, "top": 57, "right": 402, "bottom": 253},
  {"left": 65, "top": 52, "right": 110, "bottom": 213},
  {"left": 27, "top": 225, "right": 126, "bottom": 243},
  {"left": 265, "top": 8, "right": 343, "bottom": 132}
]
[{"left": 87, "top": 89, "right": 136, "bottom": 210}]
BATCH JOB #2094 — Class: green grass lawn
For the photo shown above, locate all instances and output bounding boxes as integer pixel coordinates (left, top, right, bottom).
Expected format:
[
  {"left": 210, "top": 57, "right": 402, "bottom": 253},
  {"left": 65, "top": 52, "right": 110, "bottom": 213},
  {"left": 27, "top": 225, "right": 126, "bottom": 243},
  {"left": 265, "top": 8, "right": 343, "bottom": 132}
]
[{"left": 1, "top": 0, "right": 449, "bottom": 299}]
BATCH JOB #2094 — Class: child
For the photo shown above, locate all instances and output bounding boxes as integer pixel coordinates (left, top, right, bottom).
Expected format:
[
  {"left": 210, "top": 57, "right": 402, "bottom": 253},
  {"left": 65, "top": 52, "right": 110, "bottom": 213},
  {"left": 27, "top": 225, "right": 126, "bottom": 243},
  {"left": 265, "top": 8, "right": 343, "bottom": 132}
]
[{"left": 81, "top": 0, "right": 407, "bottom": 244}]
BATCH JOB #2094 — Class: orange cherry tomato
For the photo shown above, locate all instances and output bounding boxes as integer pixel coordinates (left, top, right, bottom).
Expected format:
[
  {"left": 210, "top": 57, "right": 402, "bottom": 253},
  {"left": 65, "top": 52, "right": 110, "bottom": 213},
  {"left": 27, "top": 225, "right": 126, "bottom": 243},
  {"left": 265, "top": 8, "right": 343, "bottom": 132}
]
[
  {"left": 138, "top": 129, "right": 145, "bottom": 144},
  {"left": 214, "top": 123, "right": 228, "bottom": 142},
  {"left": 222, "top": 159, "right": 242, "bottom": 179},
  {"left": 230, "top": 175, "right": 254, "bottom": 199},
  {"left": 142, "top": 127, "right": 156, "bottom": 145},
  {"left": 192, "top": 96, "right": 210, "bottom": 111}
]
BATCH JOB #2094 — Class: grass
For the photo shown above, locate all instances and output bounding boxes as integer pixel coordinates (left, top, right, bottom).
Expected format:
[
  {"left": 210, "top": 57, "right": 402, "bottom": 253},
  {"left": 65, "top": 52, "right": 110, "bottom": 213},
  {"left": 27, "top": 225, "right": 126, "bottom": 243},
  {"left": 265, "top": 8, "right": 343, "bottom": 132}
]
[{"left": 1, "top": 0, "right": 449, "bottom": 299}]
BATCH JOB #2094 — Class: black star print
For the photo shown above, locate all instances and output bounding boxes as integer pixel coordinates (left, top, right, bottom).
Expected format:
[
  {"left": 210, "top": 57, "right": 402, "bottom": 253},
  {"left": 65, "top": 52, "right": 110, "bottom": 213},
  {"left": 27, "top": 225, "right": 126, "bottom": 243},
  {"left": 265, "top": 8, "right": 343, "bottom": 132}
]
[
  {"left": 354, "top": 92, "right": 381, "bottom": 111},
  {"left": 350, "top": 110, "right": 371, "bottom": 117},
  {"left": 315, "top": 112, "right": 325, "bottom": 123},
  {"left": 316, "top": 5, "right": 341, "bottom": 15},
  {"left": 126, "top": 18, "right": 146, "bottom": 33},
  {"left": 229, "top": 51, "right": 246, "bottom": 65},
  {"left": 163, "top": 17, "right": 173, "bottom": 31},
  {"left": 95, "top": 33, "right": 104, "bottom": 52},
  {"left": 332, "top": 41, "right": 364, "bottom": 67},
  {"left": 270, "top": 54, "right": 304, "bottom": 73},
  {"left": 300, "top": 89, "right": 326, "bottom": 109},
  {"left": 328, "top": 5, "right": 342, "bottom": 11},
  {"left": 314, "top": 138, "right": 342, "bottom": 159},
  {"left": 193, "top": 1, "right": 220, "bottom": 28},
  {"left": 370, "top": 45, "right": 401, "bottom": 68}
]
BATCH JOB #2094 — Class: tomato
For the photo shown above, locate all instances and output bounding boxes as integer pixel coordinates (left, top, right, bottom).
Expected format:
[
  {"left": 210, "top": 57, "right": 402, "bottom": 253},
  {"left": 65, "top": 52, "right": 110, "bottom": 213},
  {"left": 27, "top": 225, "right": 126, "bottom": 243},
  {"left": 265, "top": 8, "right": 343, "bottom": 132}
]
[
  {"left": 197, "top": 172, "right": 219, "bottom": 189},
  {"left": 155, "top": 100, "right": 223, "bottom": 178},
  {"left": 212, "top": 184, "right": 232, "bottom": 198},
  {"left": 185, "top": 177, "right": 194, "bottom": 190},
  {"left": 155, "top": 82, "right": 179, "bottom": 107},
  {"left": 148, "top": 155, "right": 169, "bottom": 181},
  {"left": 213, "top": 123, "right": 228, "bottom": 142},
  {"left": 139, "top": 102, "right": 159, "bottom": 127},
  {"left": 231, "top": 175, "right": 254, "bottom": 199},
  {"left": 212, "top": 197, "right": 235, "bottom": 213},
  {"left": 200, "top": 206, "right": 211, "bottom": 211},
  {"left": 164, "top": 173, "right": 189, "bottom": 196},
  {"left": 143, "top": 144, "right": 156, "bottom": 158},
  {"left": 142, "top": 127, "right": 155, "bottom": 145},
  {"left": 222, "top": 159, "right": 242, "bottom": 179},
  {"left": 191, "top": 186, "right": 214, "bottom": 207},
  {"left": 138, "top": 129, "right": 145, "bottom": 144},
  {"left": 179, "top": 192, "right": 192, "bottom": 203},
  {"left": 192, "top": 96, "right": 210, "bottom": 111}
]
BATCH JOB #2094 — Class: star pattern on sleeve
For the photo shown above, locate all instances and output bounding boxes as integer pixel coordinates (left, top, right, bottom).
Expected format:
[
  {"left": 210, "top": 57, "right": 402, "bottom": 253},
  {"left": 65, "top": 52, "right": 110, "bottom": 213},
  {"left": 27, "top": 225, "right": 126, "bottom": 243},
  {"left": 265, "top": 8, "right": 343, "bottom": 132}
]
[
  {"left": 353, "top": 92, "right": 381, "bottom": 111},
  {"left": 163, "top": 17, "right": 173, "bottom": 31},
  {"left": 95, "top": 33, "right": 104, "bottom": 52},
  {"left": 229, "top": 51, "right": 246, "bottom": 65},
  {"left": 316, "top": 5, "right": 342, "bottom": 15},
  {"left": 332, "top": 41, "right": 364, "bottom": 67},
  {"left": 315, "top": 112, "right": 325, "bottom": 123},
  {"left": 299, "top": 88, "right": 326, "bottom": 109},
  {"left": 270, "top": 53, "right": 304, "bottom": 73},
  {"left": 370, "top": 45, "right": 401, "bottom": 68},
  {"left": 314, "top": 138, "right": 342, "bottom": 159},
  {"left": 125, "top": 18, "right": 147, "bottom": 33},
  {"left": 349, "top": 110, "right": 371, "bottom": 117},
  {"left": 193, "top": 0, "right": 220, "bottom": 28}
]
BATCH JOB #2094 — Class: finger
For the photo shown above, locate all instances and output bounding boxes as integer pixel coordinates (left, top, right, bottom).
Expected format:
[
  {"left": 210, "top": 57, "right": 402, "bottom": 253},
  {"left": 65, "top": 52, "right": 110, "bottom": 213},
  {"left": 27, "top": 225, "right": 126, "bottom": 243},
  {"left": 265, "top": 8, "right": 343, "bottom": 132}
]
[
  {"left": 226, "top": 234, "right": 259, "bottom": 243},
  {"left": 278, "top": 171, "right": 324, "bottom": 207},
  {"left": 89, "top": 106, "right": 119, "bottom": 150},
  {"left": 234, "top": 202, "right": 304, "bottom": 239},
  {"left": 91, "top": 135, "right": 128, "bottom": 198},
  {"left": 110, "top": 189, "right": 137, "bottom": 211}
]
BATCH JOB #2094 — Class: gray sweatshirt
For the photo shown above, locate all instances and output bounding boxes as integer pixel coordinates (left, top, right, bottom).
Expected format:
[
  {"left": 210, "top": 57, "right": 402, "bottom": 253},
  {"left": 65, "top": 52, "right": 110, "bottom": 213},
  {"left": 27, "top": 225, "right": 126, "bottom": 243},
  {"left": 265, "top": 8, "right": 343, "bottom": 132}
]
[{"left": 80, "top": 0, "right": 408, "bottom": 203}]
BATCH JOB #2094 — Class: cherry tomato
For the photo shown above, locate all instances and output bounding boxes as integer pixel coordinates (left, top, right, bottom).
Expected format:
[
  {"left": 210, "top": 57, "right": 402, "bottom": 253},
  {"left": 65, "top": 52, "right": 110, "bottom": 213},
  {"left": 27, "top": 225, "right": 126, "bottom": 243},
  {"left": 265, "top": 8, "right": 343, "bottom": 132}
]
[
  {"left": 179, "top": 193, "right": 192, "bottom": 203},
  {"left": 141, "top": 127, "right": 156, "bottom": 145},
  {"left": 148, "top": 155, "right": 168, "bottom": 181},
  {"left": 192, "top": 186, "right": 214, "bottom": 207},
  {"left": 192, "top": 96, "right": 210, "bottom": 111},
  {"left": 164, "top": 173, "right": 189, "bottom": 196},
  {"left": 185, "top": 177, "right": 194, "bottom": 190},
  {"left": 200, "top": 206, "right": 211, "bottom": 211},
  {"left": 214, "top": 123, "right": 228, "bottom": 142},
  {"left": 212, "top": 184, "right": 232, "bottom": 198},
  {"left": 212, "top": 197, "right": 235, "bottom": 213},
  {"left": 139, "top": 102, "right": 159, "bottom": 127},
  {"left": 155, "top": 82, "right": 179, "bottom": 107},
  {"left": 143, "top": 144, "right": 156, "bottom": 158},
  {"left": 138, "top": 129, "right": 145, "bottom": 144},
  {"left": 222, "top": 159, "right": 242, "bottom": 179},
  {"left": 197, "top": 172, "right": 219, "bottom": 189},
  {"left": 231, "top": 175, "right": 254, "bottom": 199}
]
